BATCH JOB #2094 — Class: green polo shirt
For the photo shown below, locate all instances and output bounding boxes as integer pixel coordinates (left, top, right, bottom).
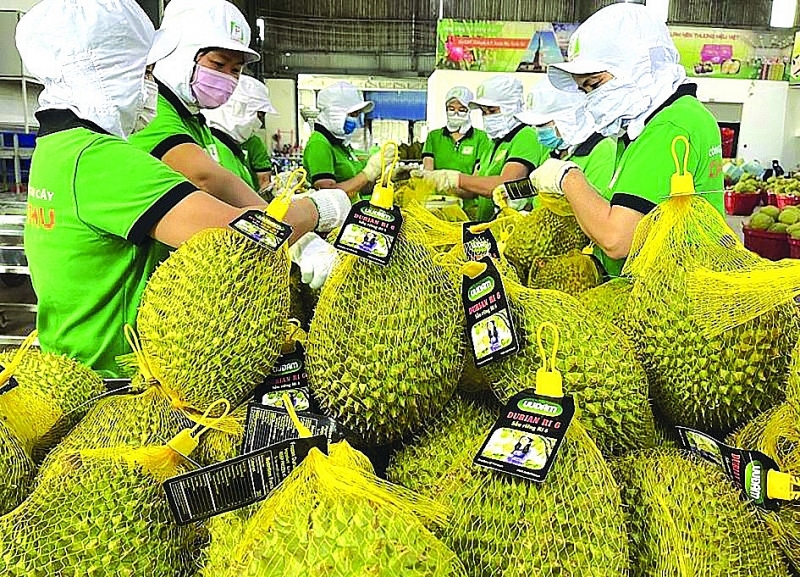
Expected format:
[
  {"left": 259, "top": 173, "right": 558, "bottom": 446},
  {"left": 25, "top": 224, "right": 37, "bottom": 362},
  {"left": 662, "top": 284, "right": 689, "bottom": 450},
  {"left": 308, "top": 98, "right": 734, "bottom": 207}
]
[
  {"left": 422, "top": 127, "right": 492, "bottom": 174},
  {"left": 303, "top": 124, "right": 367, "bottom": 187},
  {"left": 25, "top": 110, "right": 194, "bottom": 377},
  {"left": 242, "top": 134, "right": 272, "bottom": 173},
  {"left": 129, "top": 80, "right": 221, "bottom": 164},
  {"left": 210, "top": 127, "right": 258, "bottom": 190},
  {"left": 598, "top": 84, "right": 724, "bottom": 278},
  {"left": 469, "top": 124, "right": 550, "bottom": 222}
]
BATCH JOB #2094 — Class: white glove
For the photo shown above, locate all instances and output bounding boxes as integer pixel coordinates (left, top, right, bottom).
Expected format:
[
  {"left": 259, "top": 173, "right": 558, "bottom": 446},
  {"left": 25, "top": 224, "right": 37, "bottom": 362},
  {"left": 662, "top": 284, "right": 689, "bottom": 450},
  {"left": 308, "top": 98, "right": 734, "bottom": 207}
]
[
  {"left": 293, "top": 188, "right": 351, "bottom": 234},
  {"left": 289, "top": 233, "right": 338, "bottom": 290},
  {"left": 529, "top": 158, "right": 580, "bottom": 197},
  {"left": 362, "top": 144, "right": 399, "bottom": 182},
  {"left": 410, "top": 169, "right": 461, "bottom": 193},
  {"left": 491, "top": 185, "right": 530, "bottom": 212}
]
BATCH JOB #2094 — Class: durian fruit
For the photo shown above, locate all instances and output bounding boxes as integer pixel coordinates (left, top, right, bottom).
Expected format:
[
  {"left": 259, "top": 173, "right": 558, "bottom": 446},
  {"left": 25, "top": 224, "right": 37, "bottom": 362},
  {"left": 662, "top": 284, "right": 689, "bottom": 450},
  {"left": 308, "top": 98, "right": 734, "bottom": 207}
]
[
  {"left": 288, "top": 264, "right": 309, "bottom": 329},
  {"left": 0, "top": 419, "right": 34, "bottom": 515},
  {"left": 613, "top": 448, "right": 790, "bottom": 576},
  {"left": 201, "top": 505, "right": 260, "bottom": 577},
  {"left": 388, "top": 397, "right": 630, "bottom": 577},
  {"left": 207, "top": 440, "right": 467, "bottom": 577},
  {"left": 307, "top": 215, "right": 466, "bottom": 446},
  {"left": 729, "top": 403, "right": 800, "bottom": 571},
  {"left": 137, "top": 228, "right": 290, "bottom": 411},
  {"left": 580, "top": 277, "right": 632, "bottom": 329},
  {"left": 0, "top": 349, "right": 105, "bottom": 461},
  {"left": 503, "top": 206, "right": 588, "bottom": 282},
  {"left": 527, "top": 249, "right": 602, "bottom": 294},
  {"left": 0, "top": 445, "right": 201, "bottom": 577},
  {"left": 194, "top": 403, "right": 246, "bottom": 465},
  {"left": 482, "top": 277, "right": 656, "bottom": 455}
]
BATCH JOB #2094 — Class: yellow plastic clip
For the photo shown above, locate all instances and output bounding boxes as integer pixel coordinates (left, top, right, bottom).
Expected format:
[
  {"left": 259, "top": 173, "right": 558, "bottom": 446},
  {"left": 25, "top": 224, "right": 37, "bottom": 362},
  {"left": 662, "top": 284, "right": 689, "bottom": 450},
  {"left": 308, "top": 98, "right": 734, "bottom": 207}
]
[
  {"left": 370, "top": 141, "right": 400, "bottom": 210},
  {"left": 169, "top": 398, "right": 232, "bottom": 458},
  {"left": 766, "top": 470, "right": 800, "bottom": 502},
  {"left": 0, "top": 329, "right": 37, "bottom": 390},
  {"left": 282, "top": 392, "right": 312, "bottom": 438},
  {"left": 123, "top": 324, "right": 156, "bottom": 384},
  {"left": 266, "top": 167, "right": 307, "bottom": 221},
  {"left": 581, "top": 245, "right": 595, "bottom": 256},
  {"left": 281, "top": 319, "right": 307, "bottom": 354},
  {"left": 670, "top": 135, "right": 696, "bottom": 197},
  {"left": 460, "top": 261, "right": 488, "bottom": 279},
  {"left": 535, "top": 322, "right": 563, "bottom": 399}
]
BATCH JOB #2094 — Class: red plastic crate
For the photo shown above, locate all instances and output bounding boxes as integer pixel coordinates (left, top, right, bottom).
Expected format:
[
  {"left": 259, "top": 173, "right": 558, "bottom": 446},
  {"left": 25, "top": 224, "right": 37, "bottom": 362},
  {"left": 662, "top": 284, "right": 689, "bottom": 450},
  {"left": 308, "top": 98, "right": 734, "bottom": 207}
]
[
  {"left": 776, "top": 194, "right": 800, "bottom": 210},
  {"left": 790, "top": 238, "right": 800, "bottom": 259},
  {"left": 724, "top": 191, "right": 760, "bottom": 216},
  {"left": 743, "top": 226, "right": 790, "bottom": 261},
  {"left": 767, "top": 191, "right": 778, "bottom": 206}
]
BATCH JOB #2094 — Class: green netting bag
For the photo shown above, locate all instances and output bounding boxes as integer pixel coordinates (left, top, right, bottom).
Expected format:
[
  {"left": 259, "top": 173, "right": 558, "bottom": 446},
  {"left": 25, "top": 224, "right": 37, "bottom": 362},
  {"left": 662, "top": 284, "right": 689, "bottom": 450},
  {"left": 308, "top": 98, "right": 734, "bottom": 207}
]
[
  {"left": 136, "top": 226, "right": 291, "bottom": 413},
  {"left": 622, "top": 186, "right": 799, "bottom": 434},
  {"left": 613, "top": 448, "right": 790, "bottom": 576},
  {"left": 0, "top": 334, "right": 106, "bottom": 461},
  {"left": 580, "top": 277, "right": 633, "bottom": 329},
  {"left": 729, "top": 402, "right": 800, "bottom": 571},
  {"left": 479, "top": 275, "right": 655, "bottom": 455},
  {"left": 502, "top": 205, "right": 588, "bottom": 282},
  {"left": 527, "top": 248, "right": 602, "bottom": 294},
  {"left": 307, "top": 213, "right": 466, "bottom": 446},
  {"left": 205, "top": 439, "right": 467, "bottom": 577},
  {"left": 0, "top": 418, "right": 34, "bottom": 516},
  {"left": 0, "top": 433, "right": 207, "bottom": 577},
  {"left": 388, "top": 396, "right": 630, "bottom": 577}
]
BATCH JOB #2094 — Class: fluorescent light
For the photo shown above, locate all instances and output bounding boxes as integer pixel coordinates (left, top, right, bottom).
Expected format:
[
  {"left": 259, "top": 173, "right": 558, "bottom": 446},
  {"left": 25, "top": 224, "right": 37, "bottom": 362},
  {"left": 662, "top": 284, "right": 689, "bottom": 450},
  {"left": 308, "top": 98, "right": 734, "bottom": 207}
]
[
  {"left": 646, "top": 0, "right": 670, "bottom": 22},
  {"left": 771, "top": 0, "right": 797, "bottom": 28}
]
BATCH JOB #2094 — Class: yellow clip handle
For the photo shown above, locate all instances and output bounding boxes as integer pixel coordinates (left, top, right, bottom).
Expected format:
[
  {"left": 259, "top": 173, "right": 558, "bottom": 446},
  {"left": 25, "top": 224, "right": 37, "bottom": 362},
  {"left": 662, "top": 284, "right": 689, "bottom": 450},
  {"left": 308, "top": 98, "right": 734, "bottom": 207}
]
[
  {"left": 766, "top": 470, "right": 800, "bottom": 502},
  {"left": 581, "top": 245, "right": 594, "bottom": 255},
  {"left": 0, "top": 329, "right": 37, "bottom": 390},
  {"left": 266, "top": 167, "right": 307, "bottom": 221},
  {"left": 370, "top": 141, "right": 399, "bottom": 210},
  {"left": 168, "top": 398, "right": 232, "bottom": 457},
  {"left": 535, "top": 322, "right": 563, "bottom": 398},
  {"left": 460, "top": 261, "right": 488, "bottom": 279},
  {"left": 670, "top": 135, "right": 696, "bottom": 197},
  {"left": 282, "top": 392, "right": 312, "bottom": 438}
]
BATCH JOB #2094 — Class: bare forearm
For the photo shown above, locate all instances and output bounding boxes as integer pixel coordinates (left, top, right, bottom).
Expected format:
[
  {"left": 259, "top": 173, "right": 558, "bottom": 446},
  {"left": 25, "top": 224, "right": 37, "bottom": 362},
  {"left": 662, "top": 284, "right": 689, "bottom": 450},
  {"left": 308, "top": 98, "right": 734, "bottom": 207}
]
[
  {"left": 285, "top": 197, "right": 320, "bottom": 244},
  {"left": 202, "top": 168, "right": 265, "bottom": 208}
]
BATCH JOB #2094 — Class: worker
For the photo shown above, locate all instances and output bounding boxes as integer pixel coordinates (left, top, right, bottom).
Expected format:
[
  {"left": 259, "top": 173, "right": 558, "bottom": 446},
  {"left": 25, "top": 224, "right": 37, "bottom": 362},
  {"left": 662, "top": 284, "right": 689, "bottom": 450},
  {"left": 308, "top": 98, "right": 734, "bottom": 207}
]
[
  {"left": 16, "top": 0, "right": 346, "bottom": 377},
  {"left": 413, "top": 75, "right": 550, "bottom": 221},
  {"left": 303, "top": 81, "right": 393, "bottom": 199},
  {"left": 519, "top": 3, "right": 724, "bottom": 278},
  {"left": 202, "top": 74, "right": 277, "bottom": 192},
  {"left": 241, "top": 106, "right": 276, "bottom": 191},
  {"left": 515, "top": 77, "right": 618, "bottom": 209}
]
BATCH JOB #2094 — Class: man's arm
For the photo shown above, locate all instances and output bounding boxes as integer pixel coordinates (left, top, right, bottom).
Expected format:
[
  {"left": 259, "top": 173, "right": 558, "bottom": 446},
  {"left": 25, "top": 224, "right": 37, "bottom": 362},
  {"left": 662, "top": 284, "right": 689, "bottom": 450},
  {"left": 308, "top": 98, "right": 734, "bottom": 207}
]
[
  {"left": 422, "top": 157, "right": 434, "bottom": 171},
  {"left": 162, "top": 143, "right": 265, "bottom": 208},
  {"left": 457, "top": 161, "right": 529, "bottom": 198},
  {"left": 561, "top": 170, "right": 643, "bottom": 259},
  {"left": 313, "top": 173, "right": 371, "bottom": 199}
]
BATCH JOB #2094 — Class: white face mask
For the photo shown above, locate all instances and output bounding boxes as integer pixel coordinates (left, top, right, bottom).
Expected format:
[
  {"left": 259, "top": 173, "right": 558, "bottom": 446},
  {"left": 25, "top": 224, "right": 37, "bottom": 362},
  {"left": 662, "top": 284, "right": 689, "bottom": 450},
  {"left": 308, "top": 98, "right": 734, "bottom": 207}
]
[
  {"left": 446, "top": 110, "right": 470, "bottom": 133},
  {"left": 585, "top": 77, "right": 650, "bottom": 137},
  {"left": 483, "top": 112, "right": 517, "bottom": 140},
  {"left": 132, "top": 78, "right": 159, "bottom": 134}
]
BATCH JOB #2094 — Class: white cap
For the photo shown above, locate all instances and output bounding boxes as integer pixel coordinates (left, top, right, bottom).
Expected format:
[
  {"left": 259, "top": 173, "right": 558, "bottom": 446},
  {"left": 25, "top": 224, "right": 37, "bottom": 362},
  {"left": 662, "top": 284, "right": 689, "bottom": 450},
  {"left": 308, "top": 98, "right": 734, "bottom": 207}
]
[
  {"left": 237, "top": 75, "right": 276, "bottom": 114},
  {"left": 317, "top": 82, "right": 374, "bottom": 115},
  {"left": 469, "top": 75, "right": 524, "bottom": 115},
  {"left": 202, "top": 75, "right": 277, "bottom": 141},
  {"left": 445, "top": 86, "right": 474, "bottom": 108},
  {"left": 516, "top": 78, "right": 585, "bottom": 127},
  {"left": 16, "top": 0, "right": 155, "bottom": 139},
  {"left": 548, "top": 3, "right": 677, "bottom": 92},
  {"left": 147, "top": 27, "right": 180, "bottom": 65}
]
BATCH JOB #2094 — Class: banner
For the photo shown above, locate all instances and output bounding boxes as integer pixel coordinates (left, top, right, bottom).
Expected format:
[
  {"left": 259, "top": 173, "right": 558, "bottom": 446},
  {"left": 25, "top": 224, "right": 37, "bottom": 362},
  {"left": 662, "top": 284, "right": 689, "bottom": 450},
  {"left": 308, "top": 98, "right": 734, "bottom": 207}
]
[
  {"left": 790, "top": 31, "right": 800, "bottom": 85},
  {"left": 437, "top": 19, "right": 795, "bottom": 82}
]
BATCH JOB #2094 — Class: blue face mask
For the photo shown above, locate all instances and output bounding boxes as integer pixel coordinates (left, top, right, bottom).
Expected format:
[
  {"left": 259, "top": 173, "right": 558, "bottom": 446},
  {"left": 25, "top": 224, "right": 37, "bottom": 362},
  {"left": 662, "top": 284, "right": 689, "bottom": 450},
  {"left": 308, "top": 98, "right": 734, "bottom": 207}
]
[
  {"left": 536, "top": 125, "right": 564, "bottom": 150},
  {"left": 343, "top": 117, "right": 359, "bottom": 135}
]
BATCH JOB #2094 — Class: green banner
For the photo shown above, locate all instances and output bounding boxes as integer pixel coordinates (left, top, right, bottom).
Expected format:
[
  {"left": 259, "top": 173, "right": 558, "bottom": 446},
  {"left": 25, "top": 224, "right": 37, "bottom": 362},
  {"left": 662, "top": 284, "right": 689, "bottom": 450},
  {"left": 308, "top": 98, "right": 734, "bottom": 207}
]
[{"left": 437, "top": 19, "right": 795, "bottom": 82}]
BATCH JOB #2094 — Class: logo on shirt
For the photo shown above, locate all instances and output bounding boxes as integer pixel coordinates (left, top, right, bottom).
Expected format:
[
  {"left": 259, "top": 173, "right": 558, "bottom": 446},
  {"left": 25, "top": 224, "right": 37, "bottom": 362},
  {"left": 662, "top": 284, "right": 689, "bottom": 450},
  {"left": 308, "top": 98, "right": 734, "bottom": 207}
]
[
  {"left": 461, "top": 145, "right": 475, "bottom": 155},
  {"left": 207, "top": 143, "right": 220, "bottom": 163},
  {"left": 708, "top": 144, "right": 722, "bottom": 157},
  {"left": 28, "top": 186, "right": 54, "bottom": 202},
  {"left": 27, "top": 205, "right": 55, "bottom": 230}
]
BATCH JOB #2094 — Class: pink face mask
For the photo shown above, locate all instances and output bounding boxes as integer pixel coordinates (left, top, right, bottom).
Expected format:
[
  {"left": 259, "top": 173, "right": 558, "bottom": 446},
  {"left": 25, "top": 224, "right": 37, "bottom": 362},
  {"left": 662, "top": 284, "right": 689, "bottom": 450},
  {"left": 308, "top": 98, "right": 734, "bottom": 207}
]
[{"left": 191, "top": 65, "right": 238, "bottom": 109}]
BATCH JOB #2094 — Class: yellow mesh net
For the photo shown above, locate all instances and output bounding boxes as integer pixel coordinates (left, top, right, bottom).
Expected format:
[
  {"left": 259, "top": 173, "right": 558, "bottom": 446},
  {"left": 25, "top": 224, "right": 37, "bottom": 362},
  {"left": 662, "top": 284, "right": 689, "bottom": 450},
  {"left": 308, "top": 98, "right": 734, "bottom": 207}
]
[
  {"left": 136, "top": 227, "right": 291, "bottom": 412},
  {"left": 388, "top": 396, "right": 630, "bottom": 576},
  {"left": 580, "top": 278, "right": 633, "bottom": 329},
  {"left": 307, "top": 213, "right": 466, "bottom": 445},
  {"left": 0, "top": 441, "right": 202, "bottom": 577},
  {"left": 527, "top": 249, "right": 602, "bottom": 294},
  {"left": 729, "top": 402, "right": 800, "bottom": 570},
  {"left": 612, "top": 448, "right": 790, "bottom": 576},
  {"left": 0, "top": 418, "right": 34, "bottom": 516},
  {"left": 205, "top": 440, "right": 466, "bottom": 577},
  {"left": 622, "top": 192, "right": 800, "bottom": 434}
]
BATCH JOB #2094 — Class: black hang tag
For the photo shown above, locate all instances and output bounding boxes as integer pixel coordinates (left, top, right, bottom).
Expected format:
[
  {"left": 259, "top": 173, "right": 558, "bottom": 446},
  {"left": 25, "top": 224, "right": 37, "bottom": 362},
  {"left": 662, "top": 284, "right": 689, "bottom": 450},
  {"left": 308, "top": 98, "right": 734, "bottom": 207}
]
[
  {"left": 164, "top": 435, "right": 326, "bottom": 525},
  {"left": 241, "top": 404, "right": 342, "bottom": 454},
  {"left": 462, "top": 223, "right": 501, "bottom": 261},
  {"left": 333, "top": 200, "right": 403, "bottom": 266},
  {"left": 676, "top": 426, "right": 782, "bottom": 511},
  {"left": 0, "top": 365, "right": 19, "bottom": 395},
  {"left": 229, "top": 209, "right": 293, "bottom": 252},
  {"left": 255, "top": 345, "right": 310, "bottom": 396},
  {"left": 462, "top": 257, "right": 520, "bottom": 367},
  {"left": 504, "top": 178, "right": 537, "bottom": 201},
  {"left": 474, "top": 388, "right": 574, "bottom": 483}
]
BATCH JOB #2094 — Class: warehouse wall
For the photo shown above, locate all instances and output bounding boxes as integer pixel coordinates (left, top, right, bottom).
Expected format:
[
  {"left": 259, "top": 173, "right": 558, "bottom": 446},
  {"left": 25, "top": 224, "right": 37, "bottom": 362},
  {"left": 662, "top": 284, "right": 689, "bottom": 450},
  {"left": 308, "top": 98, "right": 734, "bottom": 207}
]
[
  {"left": 264, "top": 78, "right": 299, "bottom": 148},
  {"left": 0, "top": 80, "right": 40, "bottom": 132}
]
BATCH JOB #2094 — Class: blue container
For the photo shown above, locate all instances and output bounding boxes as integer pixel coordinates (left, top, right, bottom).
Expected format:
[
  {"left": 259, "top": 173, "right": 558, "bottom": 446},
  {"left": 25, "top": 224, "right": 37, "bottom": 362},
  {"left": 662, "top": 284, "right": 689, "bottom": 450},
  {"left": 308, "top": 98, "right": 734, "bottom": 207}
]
[{"left": 2, "top": 132, "right": 37, "bottom": 148}]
